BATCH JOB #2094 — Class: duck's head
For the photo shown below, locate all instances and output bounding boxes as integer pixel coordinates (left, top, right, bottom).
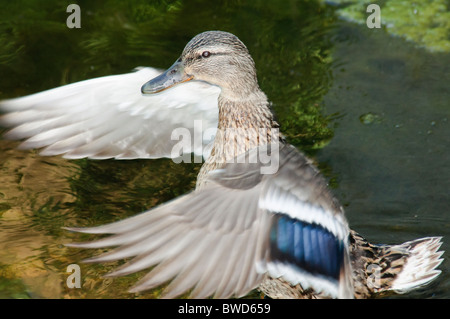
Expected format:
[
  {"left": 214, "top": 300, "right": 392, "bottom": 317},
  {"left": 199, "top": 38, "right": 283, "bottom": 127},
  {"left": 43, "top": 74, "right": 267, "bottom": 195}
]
[{"left": 141, "top": 31, "right": 259, "bottom": 99}]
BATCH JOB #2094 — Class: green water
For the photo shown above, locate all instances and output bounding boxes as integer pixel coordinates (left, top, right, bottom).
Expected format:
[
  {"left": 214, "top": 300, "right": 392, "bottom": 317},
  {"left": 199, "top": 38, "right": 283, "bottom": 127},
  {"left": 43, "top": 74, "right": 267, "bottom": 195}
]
[{"left": 0, "top": 0, "right": 448, "bottom": 298}]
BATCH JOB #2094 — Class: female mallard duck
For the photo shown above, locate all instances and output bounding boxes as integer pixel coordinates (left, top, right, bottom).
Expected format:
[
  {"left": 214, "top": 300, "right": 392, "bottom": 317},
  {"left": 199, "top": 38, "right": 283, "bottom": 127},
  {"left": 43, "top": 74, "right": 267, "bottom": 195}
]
[{"left": 0, "top": 31, "right": 443, "bottom": 299}]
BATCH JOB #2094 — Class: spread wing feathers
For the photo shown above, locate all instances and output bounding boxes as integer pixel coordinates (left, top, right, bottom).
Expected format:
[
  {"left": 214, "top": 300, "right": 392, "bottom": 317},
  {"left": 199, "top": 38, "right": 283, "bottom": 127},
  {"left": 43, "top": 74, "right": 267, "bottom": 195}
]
[
  {"left": 0, "top": 67, "right": 220, "bottom": 159},
  {"left": 66, "top": 184, "right": 269, "bottom": 299},
  {"left": 65, "top": 144, "right": 353, "bottom": 298}
]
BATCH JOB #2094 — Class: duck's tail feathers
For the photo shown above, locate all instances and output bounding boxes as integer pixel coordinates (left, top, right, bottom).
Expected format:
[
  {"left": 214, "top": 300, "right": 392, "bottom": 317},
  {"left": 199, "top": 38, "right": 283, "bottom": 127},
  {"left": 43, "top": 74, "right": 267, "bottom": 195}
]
[
  {"left": 388, "top": 236, "right": 444, "bottom": 294},
  {"left": 350, "top": 231, "right": 444, "bottom": 297},
  {"left": 363, "top": 236, "right": 444, "bottom": 295}
]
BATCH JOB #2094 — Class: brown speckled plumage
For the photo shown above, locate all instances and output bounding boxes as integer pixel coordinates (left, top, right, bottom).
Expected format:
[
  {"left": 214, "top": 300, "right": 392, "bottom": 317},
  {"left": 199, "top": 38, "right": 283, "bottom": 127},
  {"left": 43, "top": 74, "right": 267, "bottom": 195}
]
[{"left": 197, "top": 93, "right": 280, "bottom": 189}]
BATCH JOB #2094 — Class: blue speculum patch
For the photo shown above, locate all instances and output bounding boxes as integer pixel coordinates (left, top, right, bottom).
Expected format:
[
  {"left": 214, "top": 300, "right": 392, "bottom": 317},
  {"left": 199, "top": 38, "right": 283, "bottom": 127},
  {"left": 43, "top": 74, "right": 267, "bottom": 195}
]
[{"left": 270, "top": 214, "right": 344, "bottom": 280}]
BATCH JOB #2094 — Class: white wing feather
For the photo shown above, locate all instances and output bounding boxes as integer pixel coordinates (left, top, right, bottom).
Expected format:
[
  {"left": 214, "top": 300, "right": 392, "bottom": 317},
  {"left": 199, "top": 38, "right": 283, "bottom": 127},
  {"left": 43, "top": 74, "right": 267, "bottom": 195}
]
[{"left": 0, "top": 67, "right": 220, "bottom": 159}]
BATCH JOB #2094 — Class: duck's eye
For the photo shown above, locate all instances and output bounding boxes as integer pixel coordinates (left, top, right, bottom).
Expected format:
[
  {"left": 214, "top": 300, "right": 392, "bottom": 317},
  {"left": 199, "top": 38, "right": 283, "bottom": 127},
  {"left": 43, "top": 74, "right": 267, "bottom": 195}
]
[{"left": 201, "top": 51, "right": 211, "bottom": 58}]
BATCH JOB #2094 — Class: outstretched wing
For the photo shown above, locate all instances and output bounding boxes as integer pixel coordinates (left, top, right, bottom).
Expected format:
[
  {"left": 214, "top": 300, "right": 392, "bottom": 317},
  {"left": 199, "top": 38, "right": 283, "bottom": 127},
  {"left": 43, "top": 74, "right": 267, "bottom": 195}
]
[
  {"left": 66, "top": 144, "right": 353, "bottom": 298},
  {"left": 0, "top": 67, "right": 220, "bottom": 159}
]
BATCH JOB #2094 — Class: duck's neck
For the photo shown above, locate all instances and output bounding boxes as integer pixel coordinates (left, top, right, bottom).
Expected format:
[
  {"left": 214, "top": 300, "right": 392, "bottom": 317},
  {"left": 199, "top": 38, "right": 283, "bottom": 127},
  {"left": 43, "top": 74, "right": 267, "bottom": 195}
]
[{"left": 196, "top": 88, "right": 280, "bottom": 189}]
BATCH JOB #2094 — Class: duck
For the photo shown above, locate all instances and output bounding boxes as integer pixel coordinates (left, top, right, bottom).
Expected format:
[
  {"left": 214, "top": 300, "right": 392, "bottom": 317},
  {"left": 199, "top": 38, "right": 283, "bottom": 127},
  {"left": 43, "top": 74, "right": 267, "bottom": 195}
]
[{"left": 0, "top": 31, "right": 443, "bottom": 299}]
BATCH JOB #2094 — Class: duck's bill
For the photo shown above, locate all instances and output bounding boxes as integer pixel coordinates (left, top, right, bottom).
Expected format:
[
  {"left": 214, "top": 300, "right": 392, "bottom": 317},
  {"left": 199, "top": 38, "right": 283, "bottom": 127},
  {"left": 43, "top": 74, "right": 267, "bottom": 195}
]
[{"left": 141, "top": 60, "right": 194, "bottom": 94}]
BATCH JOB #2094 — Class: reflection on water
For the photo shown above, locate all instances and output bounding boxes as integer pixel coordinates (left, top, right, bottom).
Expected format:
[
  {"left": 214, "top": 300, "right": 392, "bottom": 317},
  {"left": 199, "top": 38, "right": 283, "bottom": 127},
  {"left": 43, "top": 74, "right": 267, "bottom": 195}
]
[
  {"left": 0, "top": 140, "right": 76, "bottom": 298},
  {"left": 0, "top": 0, "right": 448, "bottom": 298},
  {"left": 0, "top": 138, "right": 201, "bottom": 298}
]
